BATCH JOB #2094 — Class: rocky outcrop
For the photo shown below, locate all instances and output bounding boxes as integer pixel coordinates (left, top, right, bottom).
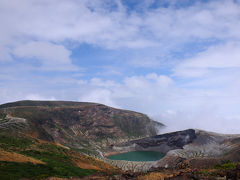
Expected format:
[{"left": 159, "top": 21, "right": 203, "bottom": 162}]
[
  {"left": 0, "top": 114, "right": 29, "bottom": 132},
  {"left": 105, "top": 129, "right": 240, "bottom": 171},
  {"left": 104, "top": 129, "right": 197, "bottom": 172},
  {"left": 134, "top": 129, "right": 196, "bottom": 153},
  {"left": 158, "top": 129, "right": 240, "bottom": 169},
  {"left": 109, "top": 129, "right": 196, "bottom": 154}
]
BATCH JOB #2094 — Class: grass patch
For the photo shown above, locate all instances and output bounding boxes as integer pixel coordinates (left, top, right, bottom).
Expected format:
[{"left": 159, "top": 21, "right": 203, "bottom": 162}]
[
  {"left": 0, "top": 161, "right": 94, "bottom": 180},
  {"left": 199, "top": 170, "right": 218, "bottom": 176},
  {"left": 0, "top": 136, "right": 96, "bottom": 179},
  {"left": 22, "top": 149, "right": 72, "bottom": 164},
  {"left": 200, "top": 170, "right": 211, "bottom": 175},
  {"left": 0, "top": 135, "right": 33, "bottom": 150},
  {"left": 37, "top": 143, "right": 67, "bottom": 154},
  {"left": 75, "top": 147, "right": 99, "bottom": 156},
  {"left": 214, "top": 162, "right": 236, "bottom": 170},
  {"left": 19, "top": 149, "right": 95, "bottom": 179}
]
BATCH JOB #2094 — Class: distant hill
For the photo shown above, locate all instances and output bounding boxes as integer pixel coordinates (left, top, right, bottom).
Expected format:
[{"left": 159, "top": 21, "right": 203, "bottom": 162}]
[
  {"left": 0, "top": 100, "right": 96, "bottom": 108},
  {"left": 0, "top": 100, "right": 164, "bottom": 155}
]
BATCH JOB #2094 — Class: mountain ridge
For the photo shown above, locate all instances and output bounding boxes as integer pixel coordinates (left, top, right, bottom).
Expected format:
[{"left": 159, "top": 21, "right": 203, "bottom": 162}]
[{"left": 0, "top": 100, "right": 163, "bottom": 155}]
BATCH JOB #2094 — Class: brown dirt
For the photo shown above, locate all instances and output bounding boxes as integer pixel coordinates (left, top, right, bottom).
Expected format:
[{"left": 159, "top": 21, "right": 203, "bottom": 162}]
[
  {"left": 104, "top": 151, "right": 124, "bottom": 157},
  {"left": 47, "top": 176, "right": 108, "bottom": 180},
  {"left": 138, "top": 172, "right": 165, "bottom": 180},
  {"left": 0, "top": 149, "right": 45, "bottom": 164},
  {"left": 46, "top": 178, "right": 68, "bottom": 180},
  {"left": 55, "top": 143, "right": 70, "bottom": 150},
  {"left": 69, "top": 151, "right": 121, "bottom": 174},
  {"left": 73, "top": 159, "right": 101, "bottom": 170}
]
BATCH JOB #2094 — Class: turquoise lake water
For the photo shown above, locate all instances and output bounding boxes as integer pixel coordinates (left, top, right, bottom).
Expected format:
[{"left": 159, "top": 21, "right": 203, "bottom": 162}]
[{"left": 107, "top": 151, "right": 165, "bottom": 162}]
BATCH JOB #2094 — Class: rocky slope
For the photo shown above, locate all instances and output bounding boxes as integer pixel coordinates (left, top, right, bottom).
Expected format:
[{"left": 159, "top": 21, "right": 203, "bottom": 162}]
[
  {"left": 106, "top": 129, "right": 240, "bottom": 173},
  {"left": 0, "top": 100, "right": 163, "bottom": 155}
]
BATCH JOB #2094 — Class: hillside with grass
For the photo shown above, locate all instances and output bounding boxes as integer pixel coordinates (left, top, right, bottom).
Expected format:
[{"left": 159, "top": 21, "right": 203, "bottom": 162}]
[
  {"left": 0, "top": 100, "right": 163, "bottom": 156},
  {"left": 0, "top": 133, "right": 121, "bottom": 179}
]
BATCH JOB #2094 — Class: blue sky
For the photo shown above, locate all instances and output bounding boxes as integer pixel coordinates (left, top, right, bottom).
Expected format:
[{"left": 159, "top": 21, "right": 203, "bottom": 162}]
[{"left": 1, "top": 0, "right": 240, "bottom": 133}]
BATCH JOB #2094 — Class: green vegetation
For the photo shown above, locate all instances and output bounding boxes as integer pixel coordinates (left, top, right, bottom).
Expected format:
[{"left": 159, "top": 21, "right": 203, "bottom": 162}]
[
  {"left": 214, "top": 162, "right": 236, "bottom": 170},
  {"left": 0, "top": 135, "right": 33, "bottom": 150},
  {"left": 0, "top": 100, "right": 93, "bottom": 109},
  {"left": 200, "top": 170, "right": 218, "bottom": 176},
  {"left": 75, "top": 147, "right": 99, "bottom": 156},
  {"left": 199, "top": 163, "right": 237, "bottom": 178},
  {"left": 19, "top": 145, "right": 96, "bottom": 179},
  {"left": 0, "top": 161, "right": 94, "bottom": 180},
  {"left": 113, "top": 115, "right": 147, "bottom": 137},
  {"left": 36, "top": 143, "right": 67, "bottom": 153},
  {"left": 0, "top": 136, "right": 96, "bottom": 179},
  {"left": 200, "top": 170, "right": 211, "bottom": 175}
]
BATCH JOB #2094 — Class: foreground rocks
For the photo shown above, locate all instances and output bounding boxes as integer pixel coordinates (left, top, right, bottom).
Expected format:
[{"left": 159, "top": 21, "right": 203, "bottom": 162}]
[
  {"left": 109, "top": 164, "right": 240, "bottom": 180},
  {"left": 103, "top": 158, "right": 156, "bottom": 172},
  {"left": 79, "top": 164, "right": 240, "bottom": 180}
]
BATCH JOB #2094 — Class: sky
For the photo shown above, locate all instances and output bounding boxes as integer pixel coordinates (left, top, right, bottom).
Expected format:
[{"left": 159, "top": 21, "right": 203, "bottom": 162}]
[{"left": 1, "top": 0, "right": 240, "bottom": 133}]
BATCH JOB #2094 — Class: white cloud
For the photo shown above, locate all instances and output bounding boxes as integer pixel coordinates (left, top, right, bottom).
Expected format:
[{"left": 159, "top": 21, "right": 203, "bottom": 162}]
[
  {"left": 144, "top": 0, "right": 240, "bottom": 41},
  {"left": 79, "top": 88, "right": 118, "bottom": 107},
  {"left": 130, "top": 57, "right": 162, "bottom": 68},
  {"left": 1, "top": 71, "right": 240, "bottom": 134},
  {"left": 75, "top": 71, "right": 240, "bottom": 134},
  {"left": 146, "top": 73, "right": 173, "bottom": 87},
  {"left": 1, "top": 0, "right": 240, "bottom": 134},
  {"left": 14, "top": 42, "right": 70, "bottom": 64},
  {"left": 78, "top": 73, "right": 175, "bottom": 114},
  {"left": 0, "top": 46, "right": 12, "bottom": 62},
  {"left": 13, "top": 41, "right": 76, "bottom": 70},
  {"left": 1, "top": 0, "right": 240, "bottom": 55},
  {"left": 174, "top": 42, "right": 240, "bottom": 77},
  {"left": 0, "top": 0, "right": 239, "bottom": 74},
  {"left": 0, "top": 0, "right": 152, "bottom": 49},
  {"left": 90, "top": 78, "right": 120, "bottom": 88}
]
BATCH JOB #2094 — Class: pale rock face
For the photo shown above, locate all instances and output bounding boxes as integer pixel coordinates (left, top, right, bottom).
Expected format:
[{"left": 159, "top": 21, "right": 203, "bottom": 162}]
[{"left": 0, "top": 114, "right": 29, "bottom": 131}]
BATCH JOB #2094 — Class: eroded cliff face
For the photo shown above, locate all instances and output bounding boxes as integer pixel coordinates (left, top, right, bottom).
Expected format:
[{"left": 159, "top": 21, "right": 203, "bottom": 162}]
[
  {"left": 106, "top": 129, "right": 196, "bottom": 156},
  {"left": 0, "top": 100, "right": 163, "bottom": 155}
]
